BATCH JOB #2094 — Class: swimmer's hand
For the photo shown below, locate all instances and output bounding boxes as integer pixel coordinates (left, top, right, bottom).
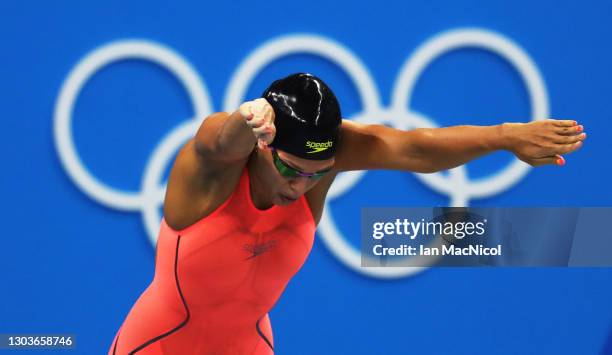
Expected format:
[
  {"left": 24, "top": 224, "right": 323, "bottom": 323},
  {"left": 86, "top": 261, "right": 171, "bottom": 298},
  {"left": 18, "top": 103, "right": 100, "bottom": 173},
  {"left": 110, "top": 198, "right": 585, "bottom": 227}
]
[
  {"left": 239, "top": 98, "right": 276, "bottom": 150},
  {"left": 503, "top": 119, "right": 586, "bottom": 166}
]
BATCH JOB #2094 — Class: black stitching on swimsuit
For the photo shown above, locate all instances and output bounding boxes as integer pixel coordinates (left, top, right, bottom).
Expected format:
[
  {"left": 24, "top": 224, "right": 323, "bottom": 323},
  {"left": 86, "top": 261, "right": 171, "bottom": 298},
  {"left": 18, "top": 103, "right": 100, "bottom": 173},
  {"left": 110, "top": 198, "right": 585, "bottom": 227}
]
[
  {"left": 256, "top": 317, "right": 274, "bottom": 351},
  {"left": 112, "top": 329, "right": 120, "bottom": 355},
  {"left": 129, "top": 235, "right": 190, "bottom": 354},
  {"left": 154, "top": 238, "right": 159, "bottom": 266}
]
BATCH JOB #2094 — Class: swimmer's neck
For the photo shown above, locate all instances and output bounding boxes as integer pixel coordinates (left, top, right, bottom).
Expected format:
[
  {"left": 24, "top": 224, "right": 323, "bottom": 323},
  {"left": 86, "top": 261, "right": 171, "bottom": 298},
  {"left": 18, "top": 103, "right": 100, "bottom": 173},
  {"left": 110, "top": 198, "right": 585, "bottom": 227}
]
[{"left": 247, "top": 151, "right": 275, "bottom": 210}]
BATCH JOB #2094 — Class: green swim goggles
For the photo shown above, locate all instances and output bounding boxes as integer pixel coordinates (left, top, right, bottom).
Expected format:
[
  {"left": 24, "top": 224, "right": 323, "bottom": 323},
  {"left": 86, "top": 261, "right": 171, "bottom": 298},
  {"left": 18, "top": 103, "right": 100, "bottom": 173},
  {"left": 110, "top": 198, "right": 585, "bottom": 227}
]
[{"left": 271, "top": 148, "right": 332, "bottom": 180}]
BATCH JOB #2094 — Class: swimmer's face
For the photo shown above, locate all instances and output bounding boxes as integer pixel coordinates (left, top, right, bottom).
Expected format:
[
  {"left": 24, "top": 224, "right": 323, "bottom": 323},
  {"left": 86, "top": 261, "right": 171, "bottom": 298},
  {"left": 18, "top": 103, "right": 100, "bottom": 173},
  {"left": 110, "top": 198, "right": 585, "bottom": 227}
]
[{"left": 266, "top": 148, "right": 334, "bottom": 205}]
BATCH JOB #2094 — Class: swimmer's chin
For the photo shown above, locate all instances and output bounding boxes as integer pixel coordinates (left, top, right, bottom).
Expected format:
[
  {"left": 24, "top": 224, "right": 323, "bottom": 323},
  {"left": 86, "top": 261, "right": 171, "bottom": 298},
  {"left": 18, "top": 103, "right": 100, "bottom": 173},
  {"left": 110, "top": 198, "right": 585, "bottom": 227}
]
[{"left": 276, "top": 193, "right": 299, "bottom": 205}]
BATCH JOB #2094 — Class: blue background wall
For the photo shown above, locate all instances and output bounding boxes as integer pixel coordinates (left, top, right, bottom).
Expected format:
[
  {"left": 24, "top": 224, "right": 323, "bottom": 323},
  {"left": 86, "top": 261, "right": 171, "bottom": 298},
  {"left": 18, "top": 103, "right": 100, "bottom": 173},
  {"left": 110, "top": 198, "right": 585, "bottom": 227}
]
[{"left": 1, "top": 0, "right": 611, "bottom": 354}]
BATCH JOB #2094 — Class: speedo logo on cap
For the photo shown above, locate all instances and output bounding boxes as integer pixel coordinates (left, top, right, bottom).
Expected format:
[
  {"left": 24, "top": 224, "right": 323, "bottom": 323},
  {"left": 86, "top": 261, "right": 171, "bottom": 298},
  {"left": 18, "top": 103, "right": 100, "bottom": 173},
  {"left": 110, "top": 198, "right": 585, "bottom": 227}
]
[{"left": 305, "top": 140, "right": 333, "bottom": 154}]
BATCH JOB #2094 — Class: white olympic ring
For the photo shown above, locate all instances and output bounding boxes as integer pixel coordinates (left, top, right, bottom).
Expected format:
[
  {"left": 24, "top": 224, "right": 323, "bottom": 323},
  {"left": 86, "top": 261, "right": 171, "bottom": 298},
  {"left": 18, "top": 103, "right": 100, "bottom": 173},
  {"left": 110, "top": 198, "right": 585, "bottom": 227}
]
[{"left": 53, "top": 28, "right": 549, "bottom": 279}]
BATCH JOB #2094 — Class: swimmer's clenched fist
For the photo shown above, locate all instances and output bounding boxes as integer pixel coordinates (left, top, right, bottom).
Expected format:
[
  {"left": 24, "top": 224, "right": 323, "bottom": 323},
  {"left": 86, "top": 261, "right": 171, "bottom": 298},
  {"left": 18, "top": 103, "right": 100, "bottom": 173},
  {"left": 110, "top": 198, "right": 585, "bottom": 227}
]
[{"left": 239, "top": 98, "right": 276, "bottom": 150}]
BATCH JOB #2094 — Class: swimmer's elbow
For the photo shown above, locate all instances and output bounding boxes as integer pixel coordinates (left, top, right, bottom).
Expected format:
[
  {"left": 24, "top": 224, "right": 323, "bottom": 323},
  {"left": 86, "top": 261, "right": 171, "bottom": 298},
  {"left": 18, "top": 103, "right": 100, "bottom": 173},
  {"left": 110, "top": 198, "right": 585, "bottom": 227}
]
[
  {"left": 194, "top": 112, "right": 224, "bottom": 157},
  {"left": 397, "top": 129, "right": 440, "bottom": 173},
  {"left": 194, "top": 112, "right": 253, "bottom": 161}
]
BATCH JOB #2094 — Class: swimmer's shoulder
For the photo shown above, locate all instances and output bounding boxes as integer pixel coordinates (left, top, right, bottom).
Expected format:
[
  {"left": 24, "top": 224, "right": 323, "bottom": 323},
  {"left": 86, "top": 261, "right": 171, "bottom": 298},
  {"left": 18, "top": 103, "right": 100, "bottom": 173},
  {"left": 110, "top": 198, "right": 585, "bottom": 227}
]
[
  {"left": 303, "top": 119, "right": 375, "bottom": 225},
  {"left": 163, "top": 135, "right": 248, "bottom": 231}
]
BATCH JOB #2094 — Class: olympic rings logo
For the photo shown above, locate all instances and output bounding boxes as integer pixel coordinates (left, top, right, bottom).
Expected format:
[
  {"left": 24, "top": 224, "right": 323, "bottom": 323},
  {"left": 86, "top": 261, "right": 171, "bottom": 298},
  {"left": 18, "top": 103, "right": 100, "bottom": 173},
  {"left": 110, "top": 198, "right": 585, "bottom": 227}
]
[{"left": 53, "top": 28, "right": 549, "bottom": 279}]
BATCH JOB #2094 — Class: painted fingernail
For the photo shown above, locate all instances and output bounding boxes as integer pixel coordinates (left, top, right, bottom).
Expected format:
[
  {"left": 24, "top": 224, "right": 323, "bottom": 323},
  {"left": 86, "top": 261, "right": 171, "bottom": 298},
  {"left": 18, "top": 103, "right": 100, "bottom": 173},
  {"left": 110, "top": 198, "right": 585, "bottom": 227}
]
[
  {"left": 557, "top": 156, "right": 565, "bottom": 166},
  {"left": 576, "top": 125, "right": 583, "bottom": 131}
]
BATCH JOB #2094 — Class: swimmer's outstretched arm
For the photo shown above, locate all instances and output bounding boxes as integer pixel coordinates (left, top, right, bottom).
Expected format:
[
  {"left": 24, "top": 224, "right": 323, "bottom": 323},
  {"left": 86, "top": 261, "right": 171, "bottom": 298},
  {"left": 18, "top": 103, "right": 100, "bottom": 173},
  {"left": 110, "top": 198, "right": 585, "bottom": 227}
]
[{"left": 334, "top": 119, "right": 587, "bottom": 173}]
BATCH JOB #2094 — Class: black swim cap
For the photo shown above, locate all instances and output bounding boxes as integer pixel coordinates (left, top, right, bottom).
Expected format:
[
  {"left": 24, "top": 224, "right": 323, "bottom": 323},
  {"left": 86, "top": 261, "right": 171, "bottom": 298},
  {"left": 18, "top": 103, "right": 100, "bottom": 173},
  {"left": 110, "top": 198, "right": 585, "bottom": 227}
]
[{"left": 262, "top": 73, "right": 341, "bottom": 160}]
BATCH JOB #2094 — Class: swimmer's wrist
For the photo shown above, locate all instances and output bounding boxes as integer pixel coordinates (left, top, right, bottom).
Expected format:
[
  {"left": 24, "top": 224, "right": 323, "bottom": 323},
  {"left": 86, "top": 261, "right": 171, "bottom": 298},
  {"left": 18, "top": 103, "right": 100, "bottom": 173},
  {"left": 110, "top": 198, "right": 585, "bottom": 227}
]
[{"left": 495, "top": 123, "right": 515, "bottom": 151}]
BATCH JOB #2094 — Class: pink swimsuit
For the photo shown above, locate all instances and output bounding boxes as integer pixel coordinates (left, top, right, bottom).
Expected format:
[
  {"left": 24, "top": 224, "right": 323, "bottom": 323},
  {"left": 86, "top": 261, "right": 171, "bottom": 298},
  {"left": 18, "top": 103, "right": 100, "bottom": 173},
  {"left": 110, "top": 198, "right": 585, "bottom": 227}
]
[{"left": 109, "top": 167, "right": 316, "bottom": 354}]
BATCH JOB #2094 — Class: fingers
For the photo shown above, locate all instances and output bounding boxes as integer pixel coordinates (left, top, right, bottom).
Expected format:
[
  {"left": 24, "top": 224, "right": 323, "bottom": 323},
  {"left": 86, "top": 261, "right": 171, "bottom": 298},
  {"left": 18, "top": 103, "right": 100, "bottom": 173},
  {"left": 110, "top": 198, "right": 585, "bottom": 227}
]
[
  {"left": 257, "top": 139, "right": 268, "bottom": 150},
  {"left": 518, "top": 118, "right": 585, "bottom": 167},
  {"left": 252, "top": 123, "right": 275, "bottom": 139},
  {"left": 525, "top": 154, "right": 566, "bottom": 167},
  {"left": 556, "top": 155, "right": 565, "bottom": 166},
  {"left": 262, "top": 125, "right": 276, "bottom": 145},
  {"left": 525, "top": 137, "right": 584, "bottom": 167},
  {"left": 555, "top": 124, "right": 584, "bottom": 136},
  {"left": 252, "top": 98, "right": 269, "bottom": 114},
  {"left": 556, "top": 140, "right": 584, "bottom": 155},
  {"left": 238, "top": 99, "right": 277, "bottom": 148},
  {"left": 539, "top": 140, "right": 583, "bottom": 158},
  {"left": 552, "top": 132, "right": 587, "bottom": 144},
  {"left": 240, "top": 99, "right": 275, "bottom": 129},
  {"left": 528, "top": 156, "right": 561, "bottom": 167},
  {"left": 247, "top": 114, "right": 268, "bottom": 129},
  {"left": 548, "top": 119, "right": 586, "bottom": 146},
  {"left": 553, "top": 127, "right": 586, "bottom": 153},
  {"left": 238, "top": 103, "right": 254, "bottom": 121},
  {"left": 549, "top": 119, "right": 578, "bottom": 128}
]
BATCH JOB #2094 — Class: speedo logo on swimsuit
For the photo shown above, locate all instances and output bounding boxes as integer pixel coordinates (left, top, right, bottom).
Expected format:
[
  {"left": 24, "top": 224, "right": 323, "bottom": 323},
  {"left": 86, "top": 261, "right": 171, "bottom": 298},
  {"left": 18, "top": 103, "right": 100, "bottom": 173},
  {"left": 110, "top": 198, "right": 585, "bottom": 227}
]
[
  {"left": 305, "top": 140, "right": 333, "bottom": 154},
  {"left": 243, "top": 241, "right": 277, "bottom": 260}
]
